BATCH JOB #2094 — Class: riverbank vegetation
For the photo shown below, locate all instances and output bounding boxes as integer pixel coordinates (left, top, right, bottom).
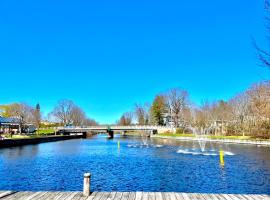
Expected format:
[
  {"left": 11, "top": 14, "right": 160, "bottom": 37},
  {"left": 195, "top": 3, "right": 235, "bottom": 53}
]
[
  {"left": 156, "top": 133, "right": 270, "bottom": 141},
  {"left": 0, "top": 100, "right": 98, "bottom": 137},
  {"left": 118, "top": 82, "right": 270, "bottom": 139}
]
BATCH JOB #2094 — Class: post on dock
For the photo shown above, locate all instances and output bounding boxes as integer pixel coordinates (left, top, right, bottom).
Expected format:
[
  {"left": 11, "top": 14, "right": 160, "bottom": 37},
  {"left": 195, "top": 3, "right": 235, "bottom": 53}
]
[{"left": 83, "top": 173, "right": 91, "bottom": 197}]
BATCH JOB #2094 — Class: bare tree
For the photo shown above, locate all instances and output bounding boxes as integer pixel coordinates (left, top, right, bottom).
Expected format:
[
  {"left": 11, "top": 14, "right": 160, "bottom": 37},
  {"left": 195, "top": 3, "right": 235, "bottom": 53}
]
[
  {"left": 247, "top": 81, "right": 270, "bottom": 120},
  {"left": 70, "top": 105, "right": 86, "bottom": 126},
  {"left": 230, "top": 93, "right": 250, "bottom": 124},
  {"left": 117, "top": 112, "right": 133, "bottom": 126},
  {"left": 84, "top": 118, "right": 99, "bottom": 126},
  {"left": 51, "top": 100, "right": 74, "bottom": 125},
  {"left": 166, "top": 88, "right": 189, "bottom": 128},
  {"left": 51, "top": 99, "right": 88, "bottom": 126},
  {"left": 134, "top": 103, "right": 149, "bottom": 125}
]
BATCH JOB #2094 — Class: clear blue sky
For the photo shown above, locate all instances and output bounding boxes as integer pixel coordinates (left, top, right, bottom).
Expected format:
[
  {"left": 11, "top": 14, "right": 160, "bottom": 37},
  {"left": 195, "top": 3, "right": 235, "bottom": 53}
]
[{"left": 0, "top": 0, "right": 268, "bottom": 124}]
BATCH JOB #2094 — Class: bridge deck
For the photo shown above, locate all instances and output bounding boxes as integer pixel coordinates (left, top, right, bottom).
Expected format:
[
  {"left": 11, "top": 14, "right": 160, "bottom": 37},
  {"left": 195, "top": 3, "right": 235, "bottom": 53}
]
[{"left": 0, "top": 191, "right": 269, "bottom": 200}]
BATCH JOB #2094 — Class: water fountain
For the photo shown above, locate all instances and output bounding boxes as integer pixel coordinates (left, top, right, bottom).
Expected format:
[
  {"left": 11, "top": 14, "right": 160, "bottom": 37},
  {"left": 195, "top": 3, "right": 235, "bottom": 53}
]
[
  {"left": 141, "top": 132, "right": 149, "bottom": 147},
  {"left": 176, "top": 124, "right": 235, "bottom": 157},
  {"left": 188, "top": 126, "right": 212, "bottom": 152}
]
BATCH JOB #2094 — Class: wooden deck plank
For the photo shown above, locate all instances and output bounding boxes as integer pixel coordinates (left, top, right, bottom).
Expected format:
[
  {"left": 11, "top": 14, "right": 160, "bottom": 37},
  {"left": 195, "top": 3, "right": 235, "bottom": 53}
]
[
  {"left": 69, "top": 192, "right": 84, "bottom": 200},
  {"left": 179, "top": 193, "right": 191, "bottom": 200},
  {"left": 174, "top": 193, "right": 185, "bottom": 200},
  {"left": 169, "top": 193, "right": 176, "bottom": 200},
  {"left": 227, "top": 194, "right": 242, "bottom": 200},
  {"left": 28, "top": 192, "right": 51, "bottom": 200},
  {"left": 2, "top": 191, "right": 29, "bottom": 200},
  {"left": 107, "top": 192, "right": 117, "bottom": 200},
  {"left": 64, "top": 192, "right": 80, "bottom": 200},
  {"left": 113, "top": 192, "right": 123, "bottom": 200},
  {"left": 248, "top": 195, "right": 263, "bottom": 200},
  {"left": 121, "top": 192, "right": 131, "bottom": 200},
  {"left": 155, "top": 193, "right": 163, "bottom": 200},
  {"left": 186, "top": 193, "right": 196, "bottom": 200},
  {"left": 8, "top": 192, "right": 29, "bottom": 200},
  {"left": 1, "top": 192, "right": 269, "bottom": 200},
  {"left": 260, "top": 195, "right": 270, "bottom": 200},
  {"left": 252, "top": 195, "right": 267, "bottom": 200},
  {"left": 238, "top": 195, "right": 254, "bottom": 200},
  {"left": 92, "top": 192, "right": 105, "bottom": 200},
  {"left": 142, "top": 193, "right": 149, "bottom": 200},
  {"left": 50, "top": 192, "right": 67, "bottom": 200},
  {"left": 23, "top": 192, "right": 44, "bottom": 200},
  {"left": 221, "top": 194, "right": 234, "bottom": 200},
  {"left": 128, "top": 192, "right": 136, "bottom": 200},
  {"left": 57, "top": 192, "right": 76, "bottom": 200},
  {"left": 41, "top": 192, "right": 61, "bottom": 200},
  {"left": 99, "top": 192, "right": 111, "bottom": 200},
  {"left": 85, "top": 192, "right": 98, "bottom": 200},
  {"left": 0, "top": 191, "right": 16, "bottom": 199},
  {"left": 135, "top": 192, "right": 143, "bottom": 200},
  {"left": 193, "top": 193, "right": 205, "bottom": 200},
  {"left": 162, "top": 193, "right": 170, "bottom": 200},
  {"left": 214, "top": 194, "right": 228, "bottom": 200},
  {"left": 200, "top": 194, "right": 216, "bottom": 200},
  {"left": 148, "top": 193, "right": 155, "bottom": 200},
  {"left": 249, "top": 195, "right": 264, "bottom": 200}
]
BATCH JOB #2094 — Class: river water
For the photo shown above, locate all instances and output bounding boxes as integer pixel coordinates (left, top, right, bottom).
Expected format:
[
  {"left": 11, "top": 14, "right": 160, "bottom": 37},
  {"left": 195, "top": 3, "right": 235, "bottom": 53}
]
[{"left": 0, "top": 134, "right": 269, "bottom": 194}]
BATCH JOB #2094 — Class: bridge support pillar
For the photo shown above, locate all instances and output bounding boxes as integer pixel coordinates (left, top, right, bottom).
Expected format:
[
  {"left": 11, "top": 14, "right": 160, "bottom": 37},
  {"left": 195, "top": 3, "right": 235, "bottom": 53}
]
[
  {"left": 150, "top": 130, "right": 157, "bottom": 136},
  {"left": 108, "top": 130, "right": 114, "bottom": 139}
]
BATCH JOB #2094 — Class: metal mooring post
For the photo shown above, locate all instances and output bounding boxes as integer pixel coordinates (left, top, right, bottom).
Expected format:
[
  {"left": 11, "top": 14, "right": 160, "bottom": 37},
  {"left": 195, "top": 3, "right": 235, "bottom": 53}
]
[{"left": 83, "top": 173, "right": 91, "bottom": 197}]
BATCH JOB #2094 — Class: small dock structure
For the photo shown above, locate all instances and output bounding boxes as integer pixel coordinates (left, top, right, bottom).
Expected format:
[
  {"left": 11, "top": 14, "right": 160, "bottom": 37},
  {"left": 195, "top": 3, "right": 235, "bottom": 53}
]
[
  {"left": 1, "top": 174, "right": 269, "bottom": 200},
  {"left": 0, "top": 191, "right": 269, "bottom": 200}
]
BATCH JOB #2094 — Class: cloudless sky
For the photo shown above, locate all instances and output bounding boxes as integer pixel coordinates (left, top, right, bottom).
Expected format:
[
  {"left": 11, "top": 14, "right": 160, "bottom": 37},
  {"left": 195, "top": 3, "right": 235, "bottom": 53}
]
[{"left": 0, "top": 0, "right": 268, "bottom": 124}]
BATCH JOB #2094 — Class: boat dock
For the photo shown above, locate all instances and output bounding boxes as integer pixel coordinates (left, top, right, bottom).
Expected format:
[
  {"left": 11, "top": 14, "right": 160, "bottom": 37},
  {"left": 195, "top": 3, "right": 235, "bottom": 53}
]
[{"left": 0, "top": 191, "right": 269, "bottom": 200}]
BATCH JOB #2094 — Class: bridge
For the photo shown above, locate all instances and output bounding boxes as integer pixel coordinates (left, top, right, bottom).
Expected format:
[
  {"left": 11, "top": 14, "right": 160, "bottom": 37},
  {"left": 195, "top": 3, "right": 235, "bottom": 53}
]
[{"left": 57, "top": 126, "right": 172, "bottom": 138}]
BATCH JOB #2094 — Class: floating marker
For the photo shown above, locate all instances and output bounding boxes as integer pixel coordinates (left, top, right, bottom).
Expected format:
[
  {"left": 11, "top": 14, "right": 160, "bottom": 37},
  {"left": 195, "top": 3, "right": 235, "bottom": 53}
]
[
  {"left": 220, "top": 150, "right": 225, "bottom": 166},
  {"left": 118, "top": 141, "right": 120, "bottom": 149}
]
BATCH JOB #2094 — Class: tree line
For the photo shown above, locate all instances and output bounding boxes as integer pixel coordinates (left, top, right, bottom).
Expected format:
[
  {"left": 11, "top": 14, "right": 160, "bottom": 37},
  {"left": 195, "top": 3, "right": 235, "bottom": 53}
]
[
  {"left": 117, "top": 81, "right": 270, "bottom": 139},
  {"left": 0, "top": 99, "right": 98, "bottom": 130}
]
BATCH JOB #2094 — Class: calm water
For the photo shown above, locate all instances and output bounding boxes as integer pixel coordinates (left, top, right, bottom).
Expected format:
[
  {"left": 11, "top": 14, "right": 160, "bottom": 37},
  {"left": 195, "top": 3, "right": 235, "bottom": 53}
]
[{"left": 0, "top": 134, "right": 270, "bottom": 194}]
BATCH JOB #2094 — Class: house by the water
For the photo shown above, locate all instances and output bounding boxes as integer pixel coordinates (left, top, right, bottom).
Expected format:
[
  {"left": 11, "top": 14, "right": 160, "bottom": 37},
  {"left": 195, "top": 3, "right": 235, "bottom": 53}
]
[
  {"left": 0, "top": 116, "right": 21, "bottom": 134},
  {"left": 0, "top": 116, "right": 36, "bottom": 134}
]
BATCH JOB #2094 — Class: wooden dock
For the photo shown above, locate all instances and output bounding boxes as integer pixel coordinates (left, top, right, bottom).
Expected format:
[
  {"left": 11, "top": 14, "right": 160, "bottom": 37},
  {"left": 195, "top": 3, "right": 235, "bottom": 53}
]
[{"left": 0, "top": 191, "right": 269, "bottom": 200}]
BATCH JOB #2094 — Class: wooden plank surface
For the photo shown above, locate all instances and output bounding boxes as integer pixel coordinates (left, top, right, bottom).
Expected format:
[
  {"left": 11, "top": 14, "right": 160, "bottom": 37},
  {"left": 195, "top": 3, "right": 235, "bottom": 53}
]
[
  {"left": 0, "top": 191, "right": 16, "bottom": 199},
  {"left": 0, "top": 192, "right": 269, "bottom": 200}
]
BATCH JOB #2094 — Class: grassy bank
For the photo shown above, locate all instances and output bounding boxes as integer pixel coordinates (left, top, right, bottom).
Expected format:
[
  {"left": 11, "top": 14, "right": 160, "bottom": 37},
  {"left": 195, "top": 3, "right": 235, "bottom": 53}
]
[
  {"left": 158, "top": 133, "right": 195, "bottom": 138},
  {"left": 36, "top": 128, "right": 56, "bottom": 135},
  {"left": 3, "top": 129, "right": 57, "bottom": 139},
  {"left": 155, "top": 133, "right": 270, "bottom": 141}
]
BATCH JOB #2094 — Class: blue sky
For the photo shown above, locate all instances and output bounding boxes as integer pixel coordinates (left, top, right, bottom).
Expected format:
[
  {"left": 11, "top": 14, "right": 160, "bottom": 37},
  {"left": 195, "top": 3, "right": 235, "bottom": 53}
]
[{"left": 0, "top": 0, "right": 268, "bottom": 124}]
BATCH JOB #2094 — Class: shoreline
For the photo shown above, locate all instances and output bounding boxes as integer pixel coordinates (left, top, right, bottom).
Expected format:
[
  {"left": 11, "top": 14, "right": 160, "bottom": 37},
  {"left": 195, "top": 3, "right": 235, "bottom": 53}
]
[
  {"left": 152, "top": 135, "right": 270, "bottom": 146},
  {"left": 0, "top": 135, "right": 84, "bottom": 148}
]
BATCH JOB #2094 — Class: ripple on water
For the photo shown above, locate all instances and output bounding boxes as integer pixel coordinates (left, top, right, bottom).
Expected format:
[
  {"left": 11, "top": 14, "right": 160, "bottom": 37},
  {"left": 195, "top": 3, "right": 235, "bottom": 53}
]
[
  {"left": 177, "top": 149, "right": 235, "bottom": 156},
  {"left": 127, "top": 144, "right": 164, "bottom": 148}
]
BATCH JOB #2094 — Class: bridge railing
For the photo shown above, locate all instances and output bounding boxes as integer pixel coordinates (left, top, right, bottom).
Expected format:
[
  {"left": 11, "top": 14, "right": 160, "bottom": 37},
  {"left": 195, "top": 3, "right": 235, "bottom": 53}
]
[{"left": 57, "top": 125, "right": 173, "bottom": 131}]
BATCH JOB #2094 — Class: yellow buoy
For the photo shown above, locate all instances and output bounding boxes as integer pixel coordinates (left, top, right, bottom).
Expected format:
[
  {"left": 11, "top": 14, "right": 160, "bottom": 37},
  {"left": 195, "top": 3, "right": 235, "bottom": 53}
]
[
  {"left": 118, "top": 141, "right": 120, "bottom": 149},
  {"left": 220, "top": 150, "right": 225, "bottom": 166}
]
